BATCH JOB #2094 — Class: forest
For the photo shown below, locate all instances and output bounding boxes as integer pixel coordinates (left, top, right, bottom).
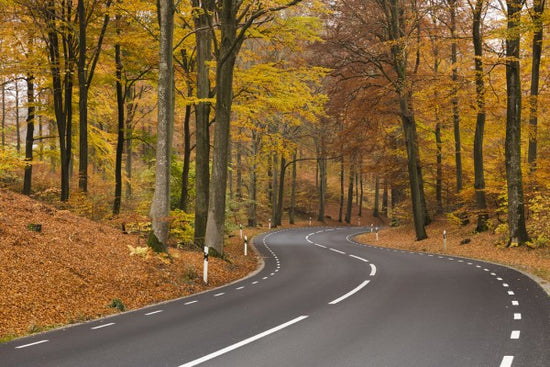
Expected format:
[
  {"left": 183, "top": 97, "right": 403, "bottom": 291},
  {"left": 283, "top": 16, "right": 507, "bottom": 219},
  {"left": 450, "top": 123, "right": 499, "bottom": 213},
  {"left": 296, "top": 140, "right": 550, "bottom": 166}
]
[{"left": 0, "top": 0, "right": 549, "bottom": 254}]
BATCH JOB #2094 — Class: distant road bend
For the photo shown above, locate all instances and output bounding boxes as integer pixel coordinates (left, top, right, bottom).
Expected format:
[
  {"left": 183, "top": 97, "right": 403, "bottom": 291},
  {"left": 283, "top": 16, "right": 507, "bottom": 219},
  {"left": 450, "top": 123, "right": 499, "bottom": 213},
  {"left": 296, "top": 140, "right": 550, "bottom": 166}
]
[{"left": 1, "top": 227, "right": 549, "bottom": 367}]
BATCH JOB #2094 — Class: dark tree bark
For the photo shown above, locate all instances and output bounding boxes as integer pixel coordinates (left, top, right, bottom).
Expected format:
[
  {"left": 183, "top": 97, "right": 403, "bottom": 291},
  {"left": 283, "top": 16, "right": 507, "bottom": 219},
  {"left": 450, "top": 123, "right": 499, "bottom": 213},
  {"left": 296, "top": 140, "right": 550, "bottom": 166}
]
[
  {"left": 271, "top": 153, "right": 279, "bottom": 225},
  {"left": 192, "top": 0, "right": 213, "bottom": 247},
  {"left": 338, "top": 156, "right": 344, "bottom": 222},
  {"left": 177, "top": 50, "right": 193, "bottom": 212},
  {"left": 527, "top": 0, "right": 545, "bottom": 171},
  {"left": 373, "top": 175, "right": 379, "bottom": 218},
  {"left": 448, "top": 0, "right": 462, "bottom": 192},
  {"left": 345, "top": 157, "right": 354, "bottom": 224},
  {"left": 317, "top": 153, "right": 327, "bottom": 222},
  {"left": 15, "top": 82, "right": 20, "bottom": 153},
  {"left": 505, "top": 0, "right": 529, "bottom": 245},
  {"left": 23, "top": 75, "right": 35, "bottom": 195},
  {"left": 113, "top": 12, "right": 124, "bottom": 215},
  {"left": 382, "top": 178, "right": 388, "bottom": 216},
  {"left": 472, "top": 0, "right": 489, "bottom": 232},
  {"left": 247, "top": 130, "right": 258, "bottom": 227},
  {"left": 275, "top": 156, "right": 286, "bottom": 226},
  {"left": 289, "top": 151, "right": 297, "bottom": 224}
]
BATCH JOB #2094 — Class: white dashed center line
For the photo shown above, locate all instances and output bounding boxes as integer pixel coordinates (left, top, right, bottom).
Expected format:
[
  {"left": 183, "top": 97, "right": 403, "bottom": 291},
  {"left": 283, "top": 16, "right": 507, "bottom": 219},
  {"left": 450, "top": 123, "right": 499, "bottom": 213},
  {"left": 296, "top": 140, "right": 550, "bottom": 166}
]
[
  {"left": 91, "top": 322, "right": 115, "bottom": 330},
  {"left": 329, "top": 248, "right": 345, "bottom": 255},
  {"left": 514, "top": 313, "right": 522, "bottom": 320},
  {"left": 329, "top": 280, "right": 370, "bottom": 305},
  {"left": 15, "top": 340, "right": 48, "bottom": 349}
]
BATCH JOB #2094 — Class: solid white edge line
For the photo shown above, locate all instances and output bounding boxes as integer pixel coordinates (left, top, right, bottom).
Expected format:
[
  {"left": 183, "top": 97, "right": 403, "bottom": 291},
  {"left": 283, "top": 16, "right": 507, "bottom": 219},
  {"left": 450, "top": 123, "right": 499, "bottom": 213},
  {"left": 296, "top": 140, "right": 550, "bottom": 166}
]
[
  {"left": 145, "top": 310, "right": 163, "bottom": 316},
  {"left": 329, "top": 248, "right": 345, "bottom": 255},
  {"left": 369, "top": 264, "right": 377, "bottom": 276},
  {"left": 500, "top": 356, "right": 514, "bottom": 367},
  {"left": 349, "top": 254, "right": 368, "bottom": 262},
  {"left": 15, "top": 339, "right": 49, "bottom": 349},
  {"left": 329, "top": 280, "right": 370, "bottom": 305},
  {"left": 91, "top": 322, "right": 115, "bottom": 330},
  {"left": 177, "top": 315, "right": 309, "bottom": 367}
]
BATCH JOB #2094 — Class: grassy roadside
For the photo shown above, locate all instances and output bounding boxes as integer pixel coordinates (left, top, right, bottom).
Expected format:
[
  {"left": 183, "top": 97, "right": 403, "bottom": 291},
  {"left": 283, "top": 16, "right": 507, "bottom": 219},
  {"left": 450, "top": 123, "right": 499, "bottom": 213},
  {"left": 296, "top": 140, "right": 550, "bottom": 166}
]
[{"left": 354, "top": 216, "right": 550, "bottom": 295}]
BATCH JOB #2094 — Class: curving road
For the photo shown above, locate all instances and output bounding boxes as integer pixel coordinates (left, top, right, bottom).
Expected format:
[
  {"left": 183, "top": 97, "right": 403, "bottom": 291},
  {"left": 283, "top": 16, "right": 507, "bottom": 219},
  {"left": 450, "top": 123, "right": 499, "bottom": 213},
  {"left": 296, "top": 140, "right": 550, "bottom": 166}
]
[{"left": 1, "top": 227, "right": 549, "bottom": 367}]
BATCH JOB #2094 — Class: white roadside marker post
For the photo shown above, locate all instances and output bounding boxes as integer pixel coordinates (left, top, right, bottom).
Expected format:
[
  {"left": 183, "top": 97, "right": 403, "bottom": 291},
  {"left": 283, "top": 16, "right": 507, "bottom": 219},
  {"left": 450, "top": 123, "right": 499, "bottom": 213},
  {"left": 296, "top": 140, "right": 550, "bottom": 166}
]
[
  {"left": 443, "top": 230, "right": 447, "bottom": 252},
  {"left": 358, "top": 217, "right": 361, "bottom": 226},
  {"left": 203, "top": 246, "right": 209, "bottom": 284},
  {"left": 244, "top": 235, "right": 248, "bottom": 256},
  {"left": 375, "top": 227, "right": 379, "bottom": 241},
  {"left": 239, "top": 224, "right": 243, "bottom": 239},
  {"left": 309, "top": 217, "right": 312, "bottom": 226},
  {"left": 268, "top": 218, "right": 272, "bottom": 230}
]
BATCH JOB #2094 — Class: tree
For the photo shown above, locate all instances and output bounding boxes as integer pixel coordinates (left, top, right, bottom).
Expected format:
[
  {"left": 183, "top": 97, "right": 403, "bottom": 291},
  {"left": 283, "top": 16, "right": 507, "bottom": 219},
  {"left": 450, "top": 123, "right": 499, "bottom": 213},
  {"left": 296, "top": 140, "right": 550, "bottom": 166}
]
[
  {"left": 504, "top": 0, "right": 528, "bottom": 245},
  {"left": 149, "top": 0, "right": 175, "bottom": 252}
]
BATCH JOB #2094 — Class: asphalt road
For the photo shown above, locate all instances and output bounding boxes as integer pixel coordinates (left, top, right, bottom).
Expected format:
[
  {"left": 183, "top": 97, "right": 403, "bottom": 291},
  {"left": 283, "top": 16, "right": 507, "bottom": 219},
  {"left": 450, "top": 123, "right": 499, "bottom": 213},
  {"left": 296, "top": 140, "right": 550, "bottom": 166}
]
[{"left": 1, "top": 227, "right": 549, "bottom": 367}]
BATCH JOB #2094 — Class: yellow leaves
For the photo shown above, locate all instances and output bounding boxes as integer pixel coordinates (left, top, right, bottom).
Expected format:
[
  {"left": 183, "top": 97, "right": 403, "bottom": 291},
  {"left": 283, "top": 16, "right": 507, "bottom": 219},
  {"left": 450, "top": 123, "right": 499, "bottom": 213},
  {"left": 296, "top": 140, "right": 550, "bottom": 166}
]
[{"left": 128, "top": 245, "right": 151, "bottom": 258}]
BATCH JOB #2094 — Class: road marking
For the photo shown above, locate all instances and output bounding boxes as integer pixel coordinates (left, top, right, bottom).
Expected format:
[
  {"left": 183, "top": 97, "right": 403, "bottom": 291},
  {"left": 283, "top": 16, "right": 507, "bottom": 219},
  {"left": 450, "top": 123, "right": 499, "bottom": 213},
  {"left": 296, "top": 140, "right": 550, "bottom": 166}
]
[
  {"left": 508, "top": 291, "right": 515, "bottom": 295},
  {"left": 262, "top": 277, "right": 268, "bottom": 280},
  {"left": 177, "top": 315, "right": 309, "bottom": 367},
  {"left": 329, "top": 248, "right": 345, "bottom": 255},
  {"left": 91, "top": 322, "right": 115, "bottom": 330},
  {"left": 484, "top": 268, "right": 489, "bottom": 271},
  {"left": 145, "top": 310, "right": 163, "bottom": 316},
  {"left": 491, "top": 273, "right": 496, "bottom": 276},
  {"left": 252, "top": 281, "right": 259, "bottom": 285},
  {"left": 499, "top": 356, "right": 514, "bottom": 367},
  {"left": 236, "top": 286, "right": 245, "bottom": 290},
  {"left": 467, "top": 262, "right": 473, "bottom": 265},
  {"left": 497, "top": 277, "right": 503, "bottom": 281},
  {"left": 15, "top": 340, "right": 48, "bottom": 349},
  {"left": 185, "top": 301, "right": 198, "bottom": 305},
  {"left": 329, "top": 280, "right": 371, "bottom": 305},
  {"left": 369, "top": 264, "right": 377, "bottom": 276},
  {"left": 510, "top": 330, "right": 520, "bottom": 339},
  {"left": 214, "top": 293, "right": 225, "bottom": 297},
  {"left": 314, "top": 243, "right": 327, "bottom": 248},
  {"left": 349, "top": 254, "right": 369, "bottom": 262},
  {"left": 514, "top": 313, "right": 522, "bottom": 320},
  {"left": 512, "top": 300, "right": 519, "bottom": 306},
  {"left": 503, "top": 283, "right": 509, "bottom": 287},
  {"left": 476, "top": 265, "right": 482, "bottom": 268}
]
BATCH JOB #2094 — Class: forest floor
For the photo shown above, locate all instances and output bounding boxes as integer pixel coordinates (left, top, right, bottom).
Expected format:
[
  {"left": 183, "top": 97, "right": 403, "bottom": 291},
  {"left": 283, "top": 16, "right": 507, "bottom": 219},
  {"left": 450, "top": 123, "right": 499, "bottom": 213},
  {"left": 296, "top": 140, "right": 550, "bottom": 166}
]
[{"left": 1, "top": 188, "right": 548, "bottom": 342}]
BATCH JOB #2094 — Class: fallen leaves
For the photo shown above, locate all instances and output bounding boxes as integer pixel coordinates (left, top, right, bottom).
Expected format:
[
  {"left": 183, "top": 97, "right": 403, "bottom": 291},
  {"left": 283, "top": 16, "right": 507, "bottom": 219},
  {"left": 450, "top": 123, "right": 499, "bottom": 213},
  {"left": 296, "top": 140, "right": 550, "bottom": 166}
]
[{"left": 0, "top": 189, "right": 259, "bottom": 340}]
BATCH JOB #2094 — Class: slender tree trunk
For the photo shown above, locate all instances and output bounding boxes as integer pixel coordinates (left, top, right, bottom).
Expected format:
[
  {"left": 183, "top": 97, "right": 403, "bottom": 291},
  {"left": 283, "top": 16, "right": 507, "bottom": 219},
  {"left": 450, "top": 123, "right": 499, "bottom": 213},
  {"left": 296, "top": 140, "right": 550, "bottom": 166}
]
[
  {"left": 149, "top": 0, "right": 175, "bottom": 252},
  {"left": 448, "top": 0, "right": 462, "bottom": 192},
  {"left": 15, "top": 81, "right": 21, "bottom": 153},
  {"left": 373, "top": 175, "right": 379, "bottom": 218},
  {"left": 179, "top": 104, "right": 192, "bottom": 212},
  {"left": 382, "top": 178, "right": 388, "bottom": 216},
  {"left": 289, "top": 151, "right": 297, "bottom": 224},
  {"left": 345, "top": 157, "right": 354, "bottom": 224},
  {"left": 236, "top": 129, "right": 243, "bottom": 200},
  {"left": 472, "top": 0, "right": 488, "bottom": 232},
  {"left": 23, "top": 75, "right": 35, "bottom": 195},
  {"left": 193, "top": 0, "right": 213, "bottom": 247},
  {"left": 247, "top": 130, "right": 258, "bottom": 227},
  {"left": 275, "top": 156, "right": 286, "bottom": 226},
  {"left": 359, "top": 172, "right": 364, "bottom": 217},
  {"left": 1, "top": 83, "right": 5, "bottom": 149},
  {"left": 339, "top": 156, "right": 344, "bottom": 222},
  {"left": 505, "top": 0, "right": 529, "bottom": 245},
  {"left": 77, "top": 0, "right": 88, "bottom": 192},
  {"left": 113, "top": 14, "right": 124, "bottom": 215},
  {"left": 318, "top": 155, "right": 327, "bottom": 222},
  {"left": 271, "top": 153, "right": 279, "bottom": 225},
  {"left": 527, "top": 0, "right": 545, "bottom": 171}
]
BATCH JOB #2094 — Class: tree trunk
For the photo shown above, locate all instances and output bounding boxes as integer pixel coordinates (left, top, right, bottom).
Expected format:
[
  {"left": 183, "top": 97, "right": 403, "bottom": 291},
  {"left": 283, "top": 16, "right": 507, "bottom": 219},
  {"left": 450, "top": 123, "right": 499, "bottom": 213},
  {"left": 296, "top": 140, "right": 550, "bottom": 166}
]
[
  {"left": 1, "top": 83, "right": 5, "bottom": 149},
  {"left": 179, "top": 104, "right": 192, "bottom": 212},
  {"left": 15, "top": 81, "right": 20, "bottom": 153},
  {"left": 382, "top": 178, "right": 388, "bottom": 216},
  {"left": 472, "top": 0, "right": 488, "bottom": 232},
  {"left": 448, "top": 0, "right": 462, "bottom": 192},
  {"left": 345, "top": 157, "right": 354, "bottom": 224},
  {"left": 358, "top": 172, "right": 363, "bottom": 217},
  {"left": 193, "top": 0, "right": 213, "bottom": 247},
  {"left": 247, "top": 130, "right": 258, "bottom": 227},
  {"left": 505, "top": 0, "right": 529, "bottom": 245},
  {"left": 113, "top": 14, "right": 124, "bottom": 215},
  {"left": 373, "top": 175, "right": 379, "bottom": 218},
  {"left": 77, "top": 0, "right": 88, "bottom": 193},
  {"left": 204, "top": 0, "right": 240, "bottom": 255},
  {"left": 149, "top": 0, "right": 175, "bottom": 252},
  {"left": 275, "top": 156, "right": 286, "bottom": 226},
  {"left": 289, "top": 151, "right": 297, "bottom": 224},
  {"left": 236, "top": 130, "right": 243, "bottom": 200},
  {"left": 271, "top": 153, "right": 279, "bottom": 225},
  {"left": 23, "top": 75, "right": 35, "bottom": 195},
  {"left": 339, "top": 156, "right": 344, "bottom": 222},
  {"left": 527, "top": 0, "right": 545, "bottom": 171},
  {"left": 317, "top": 155, "right": 327, "bottom": 222}
]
